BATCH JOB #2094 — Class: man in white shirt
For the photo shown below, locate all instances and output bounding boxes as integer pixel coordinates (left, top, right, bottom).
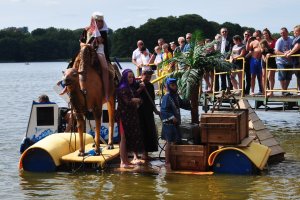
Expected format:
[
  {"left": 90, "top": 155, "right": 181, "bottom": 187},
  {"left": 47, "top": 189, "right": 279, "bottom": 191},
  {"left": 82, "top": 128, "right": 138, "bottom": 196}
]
[{"left": 132, "top": 40, "right": 149, "bottom": 76}]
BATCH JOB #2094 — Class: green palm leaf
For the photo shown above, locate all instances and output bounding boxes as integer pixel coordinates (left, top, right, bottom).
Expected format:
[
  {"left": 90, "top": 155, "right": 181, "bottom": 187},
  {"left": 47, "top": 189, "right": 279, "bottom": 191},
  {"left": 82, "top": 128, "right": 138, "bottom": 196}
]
[{"left": 163, "top": 30, "right": 234, "bottom": 99}]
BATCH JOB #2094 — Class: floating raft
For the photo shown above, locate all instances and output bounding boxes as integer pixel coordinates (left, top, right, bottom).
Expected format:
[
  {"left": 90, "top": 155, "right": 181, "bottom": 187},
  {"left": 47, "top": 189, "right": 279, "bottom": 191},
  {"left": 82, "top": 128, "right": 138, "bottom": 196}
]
[
  {"left": 208, "top": 141, "right": 271, "bottom": 174},
  {"left": 19, "top": 133, "right": 119, "bottom": 172},
  {"left": 61, "top": 143, "right": 120, "bottom": 168},
  {"left": 19, "top": 133, "right": 93, "bottom": 172}
]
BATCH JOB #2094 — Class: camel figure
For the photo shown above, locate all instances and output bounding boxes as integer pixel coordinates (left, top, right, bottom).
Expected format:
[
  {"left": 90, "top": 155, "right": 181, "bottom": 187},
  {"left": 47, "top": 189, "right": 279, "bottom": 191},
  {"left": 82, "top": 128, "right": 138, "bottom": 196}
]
[{"left": 62, "top": 45, "right": 116, "bottom": 156}]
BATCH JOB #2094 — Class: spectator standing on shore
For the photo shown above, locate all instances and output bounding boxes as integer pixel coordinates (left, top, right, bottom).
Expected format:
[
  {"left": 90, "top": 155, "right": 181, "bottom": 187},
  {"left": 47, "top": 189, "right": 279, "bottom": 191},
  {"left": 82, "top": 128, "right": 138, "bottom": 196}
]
[
  {"left": 215, "top": 27, "right": 233, "bottom": 91},
  {"left": 230, "top": 35, "right": 246, "bottom": 94},
  {"left": 203, "top": 39, "right": 214, "bottom": 92},
  {"left": 274, "top": 27, "right": 293, "bottom": 96},
  {"left": 246, "top": 30, "right": 264, "bottom": 95},
  {"left": 161, "top": 43, "right": 173, "bottom": 74},
  {"left": 263, "top": 28, "right": 277, "bottom": 49},
  {"left": 132, "top": 40, "right": 149, "bottom": 76},
  {"left": 140, "top": 46, "right": 151, "bottom": 72},
  {"left": 170, "top": 41, "right": 179, "bottom": 57},
  {"left": 285, "top": 25, "right": 300, "bottom": 95},
  {"left": 243, "top": 30, "right": 252, "bottom": 95},
  {"left": 183, "top": 33, "right": 192, "bottom": 52},
  {"left": 154, "top": 46, "right": 163, "bottom": 67},
  {"left": 175, "top": 37, "right": 187, "bottom": 70},
  {"left": 262, "top": 28, "right": 277, "bottom": 92},
  {"left": 177, "top": 36, "right": 186, "bottom": 52},
  {"left": 158, "top": 38, "right": 166, "bottom": 52},
  {"left": 260, "top": 39, "right": 277, "bottom": 97}
]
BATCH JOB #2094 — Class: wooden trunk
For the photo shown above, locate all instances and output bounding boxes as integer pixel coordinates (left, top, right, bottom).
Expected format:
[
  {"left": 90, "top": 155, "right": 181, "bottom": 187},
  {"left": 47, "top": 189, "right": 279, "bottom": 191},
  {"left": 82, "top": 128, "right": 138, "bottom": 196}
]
[
  {"left": 200, "top": 110, "right": 248, "bottom": 145},
  {"left": 170, "top": 145, "right": 207, "bottom": 171}
]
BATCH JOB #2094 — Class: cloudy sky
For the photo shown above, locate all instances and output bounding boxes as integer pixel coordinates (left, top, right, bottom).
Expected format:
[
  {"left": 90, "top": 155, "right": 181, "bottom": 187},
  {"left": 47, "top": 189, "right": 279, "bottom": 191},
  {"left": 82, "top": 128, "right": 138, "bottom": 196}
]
[{"left": 1, "top": 0, "right": 299, "bottom": 33}]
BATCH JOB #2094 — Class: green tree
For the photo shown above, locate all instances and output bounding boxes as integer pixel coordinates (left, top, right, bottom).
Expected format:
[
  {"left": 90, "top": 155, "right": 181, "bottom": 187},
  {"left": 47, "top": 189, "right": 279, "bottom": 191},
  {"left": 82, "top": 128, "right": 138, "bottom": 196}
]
[{"left": 164, "top": 31, "right": 233, "bottom": 123}]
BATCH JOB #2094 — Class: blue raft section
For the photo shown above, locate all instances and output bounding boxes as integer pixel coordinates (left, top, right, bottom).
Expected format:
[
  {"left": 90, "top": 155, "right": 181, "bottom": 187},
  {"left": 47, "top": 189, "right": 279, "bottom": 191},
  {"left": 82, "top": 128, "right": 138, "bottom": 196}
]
[
  {"left": 22, "top": 148, "right": 57, "bottom": 172},
  {"left": 208, "top": 141, "right": 271, "bottom": 175},
  {"left": 212, "top": 150, "right": 255, "bottom": 175}
]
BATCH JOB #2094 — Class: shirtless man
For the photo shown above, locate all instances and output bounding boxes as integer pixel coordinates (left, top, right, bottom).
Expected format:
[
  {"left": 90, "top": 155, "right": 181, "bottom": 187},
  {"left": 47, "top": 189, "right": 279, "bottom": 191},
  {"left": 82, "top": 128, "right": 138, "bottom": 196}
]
[{"left": 246, "top": 30, "right": 263, "bottom": 95}]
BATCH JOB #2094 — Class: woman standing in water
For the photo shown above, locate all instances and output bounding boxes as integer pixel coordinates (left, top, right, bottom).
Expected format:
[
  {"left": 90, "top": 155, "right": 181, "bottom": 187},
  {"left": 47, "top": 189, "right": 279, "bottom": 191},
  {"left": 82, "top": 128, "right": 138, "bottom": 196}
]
[{"left": 116, "top": 69, "right": 144, "bottom": 168}]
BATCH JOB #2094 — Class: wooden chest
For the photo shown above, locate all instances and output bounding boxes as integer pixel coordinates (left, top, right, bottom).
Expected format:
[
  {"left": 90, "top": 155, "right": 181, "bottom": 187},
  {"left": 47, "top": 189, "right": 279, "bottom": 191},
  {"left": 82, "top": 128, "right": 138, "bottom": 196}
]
[
  {"left": 170, "top": 145, "right": 207, "bottom": 171},
  {"left": 200, "top": 110, "right": 248, "bottom": 145}
]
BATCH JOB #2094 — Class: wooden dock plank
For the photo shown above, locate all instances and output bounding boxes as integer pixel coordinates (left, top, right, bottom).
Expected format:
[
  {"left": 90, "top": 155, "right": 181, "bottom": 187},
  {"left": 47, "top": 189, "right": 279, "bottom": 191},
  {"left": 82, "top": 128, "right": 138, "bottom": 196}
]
[
  {"left": 269, "top": 145, "right": 285, "bottom": 156},
  {"left": 255, "top": 129, "right": 275, "bottom": 141},
  {"left": 252, "top": 120, "right": 266, "bottom": 131},
  {"left": 249, "top": 112, "right": 260, "bottom": 122},
  {"left": 249, "top": 130, "right": 257, "bottom": 138},
  {"left": 237, "top": 136, "right": 256, "bottom": 147},
  {"left": 260, "top": 137, "right": 280, "bottom": 147}
]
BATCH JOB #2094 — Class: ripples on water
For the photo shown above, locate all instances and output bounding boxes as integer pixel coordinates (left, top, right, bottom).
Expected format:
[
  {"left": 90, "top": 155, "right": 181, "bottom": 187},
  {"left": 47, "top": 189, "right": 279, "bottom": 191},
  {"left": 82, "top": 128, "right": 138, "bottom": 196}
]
[{"left": 0, "top": 62, "right": 299, "bottom": 199}]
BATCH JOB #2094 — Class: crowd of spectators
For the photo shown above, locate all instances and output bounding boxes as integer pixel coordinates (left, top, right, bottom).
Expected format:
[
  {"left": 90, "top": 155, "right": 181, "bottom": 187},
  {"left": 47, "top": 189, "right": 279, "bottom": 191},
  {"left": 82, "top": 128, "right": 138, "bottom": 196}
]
[{"left": 132, "top": 25, "right": 300, "bottom": 96}]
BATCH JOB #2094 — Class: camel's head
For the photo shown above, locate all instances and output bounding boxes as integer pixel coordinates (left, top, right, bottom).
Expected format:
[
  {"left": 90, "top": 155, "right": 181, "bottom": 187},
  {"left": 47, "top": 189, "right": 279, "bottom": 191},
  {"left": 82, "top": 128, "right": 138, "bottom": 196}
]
[{"left": 62, "top": 68, "right": 80, "bottom": 88}]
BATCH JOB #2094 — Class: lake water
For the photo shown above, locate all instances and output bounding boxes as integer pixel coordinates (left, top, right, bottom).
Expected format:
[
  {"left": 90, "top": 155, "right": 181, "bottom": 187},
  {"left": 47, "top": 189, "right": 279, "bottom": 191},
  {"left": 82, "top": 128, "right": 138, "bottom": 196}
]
[{"left": 0, "top": 62, "right": 299, "bottom": 199}]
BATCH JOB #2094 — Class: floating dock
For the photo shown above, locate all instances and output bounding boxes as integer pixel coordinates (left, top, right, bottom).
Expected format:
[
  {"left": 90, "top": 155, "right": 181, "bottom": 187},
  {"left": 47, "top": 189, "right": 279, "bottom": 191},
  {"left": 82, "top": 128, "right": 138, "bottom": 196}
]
[{"left": 61, "top": 143, "right": 120, "bottom": 168}]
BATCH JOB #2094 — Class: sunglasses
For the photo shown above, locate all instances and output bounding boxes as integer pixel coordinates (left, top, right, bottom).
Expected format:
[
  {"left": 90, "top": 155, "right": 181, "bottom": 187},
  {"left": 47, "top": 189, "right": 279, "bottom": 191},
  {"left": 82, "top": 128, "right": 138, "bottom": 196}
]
[{"left": 186, "top": 37, "right": 191, "bottom": 39}]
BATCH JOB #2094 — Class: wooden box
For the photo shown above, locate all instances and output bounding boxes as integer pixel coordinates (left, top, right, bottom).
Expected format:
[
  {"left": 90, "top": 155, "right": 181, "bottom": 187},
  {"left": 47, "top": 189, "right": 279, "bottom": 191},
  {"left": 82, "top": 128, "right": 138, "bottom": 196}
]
[
  {"left": 200, "top": 110, "right": 248, "bottom": 145},
  {"left": 170, "top": 145, "right": 207, "bottom": 171}
]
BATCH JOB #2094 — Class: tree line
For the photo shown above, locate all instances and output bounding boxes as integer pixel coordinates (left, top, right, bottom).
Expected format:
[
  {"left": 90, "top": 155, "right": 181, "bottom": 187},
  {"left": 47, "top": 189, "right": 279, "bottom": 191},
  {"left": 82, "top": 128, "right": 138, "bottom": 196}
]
[{"left": 0, "top": 14, "right": 255, "bottom": 62}]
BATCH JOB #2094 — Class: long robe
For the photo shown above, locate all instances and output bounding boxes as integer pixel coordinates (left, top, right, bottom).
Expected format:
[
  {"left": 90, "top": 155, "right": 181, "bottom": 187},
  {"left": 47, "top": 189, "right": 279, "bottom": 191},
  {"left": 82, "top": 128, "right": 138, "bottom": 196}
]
[
  {"left": 115, "top": 86, "right": 143, "bottom": 153},
  {"left": 137, "top": 81, "right": 158, "bottom": 152}
]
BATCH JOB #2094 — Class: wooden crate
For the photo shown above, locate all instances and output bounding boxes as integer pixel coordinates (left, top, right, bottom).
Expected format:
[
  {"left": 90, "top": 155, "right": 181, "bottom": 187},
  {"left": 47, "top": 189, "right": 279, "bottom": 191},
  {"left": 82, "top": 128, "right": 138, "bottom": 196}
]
[
  {"left": 200, "top": 110, "right": 248, "bottom": 145},
  {"left": 214, "top": 109, "right": 249, "bottom": 141},
  {"left": 170, "top": 145, "right": 207, "bottom": 171}
]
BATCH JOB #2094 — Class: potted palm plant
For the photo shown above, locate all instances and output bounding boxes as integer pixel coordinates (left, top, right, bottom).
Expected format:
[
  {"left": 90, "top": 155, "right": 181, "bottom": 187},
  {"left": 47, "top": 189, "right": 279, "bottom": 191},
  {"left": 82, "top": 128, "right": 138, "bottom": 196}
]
[{"left": 160, "top": 31, "right": 233, "bottom": 123}]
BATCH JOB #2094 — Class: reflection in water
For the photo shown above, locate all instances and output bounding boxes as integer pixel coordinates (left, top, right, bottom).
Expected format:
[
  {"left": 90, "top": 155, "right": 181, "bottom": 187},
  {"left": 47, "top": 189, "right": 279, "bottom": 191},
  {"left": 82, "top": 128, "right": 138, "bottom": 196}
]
[
  {"left": 155, "top": 169, "right": 168, "bottom": 199},
  {"left": 19, "top": 172, "right": 70, "bottom": 199}
]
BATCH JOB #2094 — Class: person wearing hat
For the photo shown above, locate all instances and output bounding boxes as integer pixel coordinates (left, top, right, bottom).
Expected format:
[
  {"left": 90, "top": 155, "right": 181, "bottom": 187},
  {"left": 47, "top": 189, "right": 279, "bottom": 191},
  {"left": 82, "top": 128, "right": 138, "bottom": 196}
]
[
  {"left": 136, "top": 70, "right": 160, "bottom": 160},
  {"left": 160, "top": 78, "right": 191, "bottom": 169},
  {"left": 80, "top": 12, "right": 110, "bottom": 62},
  {"left": 79, "top": 12, "right": 111, "bottom": 100}
]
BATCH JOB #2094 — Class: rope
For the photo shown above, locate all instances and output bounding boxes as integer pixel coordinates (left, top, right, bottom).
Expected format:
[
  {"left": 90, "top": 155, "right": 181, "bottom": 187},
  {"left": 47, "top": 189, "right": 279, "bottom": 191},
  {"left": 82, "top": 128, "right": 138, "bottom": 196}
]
[
  {"left": 157, "top": 136, "right": 166, "bottom": 162},
  {"left": 68, "top": 103, "right": 76, "bottom": 153}
]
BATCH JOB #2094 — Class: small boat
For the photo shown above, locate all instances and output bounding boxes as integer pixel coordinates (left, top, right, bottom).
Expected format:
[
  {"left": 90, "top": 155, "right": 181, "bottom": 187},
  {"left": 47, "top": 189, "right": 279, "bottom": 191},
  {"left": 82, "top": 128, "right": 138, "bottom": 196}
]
[{"left": 19, "top": 85, "right": 120, "bottom": 172}]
